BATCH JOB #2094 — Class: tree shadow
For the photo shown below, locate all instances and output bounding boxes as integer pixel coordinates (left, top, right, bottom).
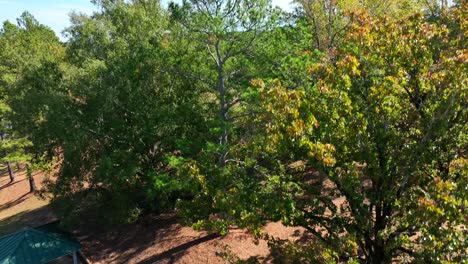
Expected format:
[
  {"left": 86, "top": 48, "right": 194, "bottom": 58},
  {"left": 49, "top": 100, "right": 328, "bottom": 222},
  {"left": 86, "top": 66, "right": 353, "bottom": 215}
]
[
  {"left": 0, "top": 175, "right": 10, "bottom": 186},
  {"left": 0, "top": 178, "right": 27, "bottom": 191},
  {"left": 0, "top": 192, "right": 31, "bottom": 211},
  {"left": 75, "top": 213, "right": 222, "bottom": 263},
  {"left": 137, "top": 233, "right": 219, "bottom": 264},
  {"left": 0, "top": 205, "right": 56, "bottom": 236}
]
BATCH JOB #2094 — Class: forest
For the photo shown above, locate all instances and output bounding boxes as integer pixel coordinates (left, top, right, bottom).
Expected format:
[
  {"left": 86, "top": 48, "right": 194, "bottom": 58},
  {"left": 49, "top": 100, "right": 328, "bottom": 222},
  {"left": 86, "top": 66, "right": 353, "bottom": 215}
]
[{"left": 0, "top": 0, "right": 466, "bottom": 263}]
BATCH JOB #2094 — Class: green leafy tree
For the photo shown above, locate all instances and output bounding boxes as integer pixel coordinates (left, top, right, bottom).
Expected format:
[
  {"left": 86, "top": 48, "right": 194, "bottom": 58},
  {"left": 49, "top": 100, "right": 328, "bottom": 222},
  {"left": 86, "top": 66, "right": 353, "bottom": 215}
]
[
  {"left": 169, "top": 0, "right": 280, "bottom": 166},
  {"left": 228, "top": 5, "right": 466, "bottom": 263},
  {"left": 0, "top": 12, "right": 58, "bottom": 184},
  {"left": 0, "top": 102, "right": 31, "bottom": 182},
  {"left": 166, "top": 0, "right": 299, "bottom": 233},
  {"left": 31, "top": 0, "right": 209, "bottom": 225}
]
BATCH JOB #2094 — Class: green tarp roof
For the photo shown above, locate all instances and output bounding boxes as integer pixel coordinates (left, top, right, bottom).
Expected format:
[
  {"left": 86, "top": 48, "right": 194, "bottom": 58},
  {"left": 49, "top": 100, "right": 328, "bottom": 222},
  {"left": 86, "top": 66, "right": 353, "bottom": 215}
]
[{"left": 0, "top": 228, "right": 81, "bottom": 264}]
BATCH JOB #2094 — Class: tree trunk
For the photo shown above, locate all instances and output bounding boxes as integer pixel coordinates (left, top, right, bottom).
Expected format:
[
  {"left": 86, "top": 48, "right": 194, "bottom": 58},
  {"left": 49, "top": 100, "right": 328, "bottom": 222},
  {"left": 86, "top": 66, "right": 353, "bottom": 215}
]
[
  {"left": 27, "top": 164, "right": 36, "bottom": 193},
  {"left": 16, "top": 162, "right": 20, "bottom": 171},
  {"left": 215, "top": 42, "right": 228, "bottom": 167},
  {"left": 365, "top": 235, "right": 390, "bottom": 264},
  {"left": 369, "top": 244, "right": 387, "bottom": 264},
  {"left": 219, "top": 79, "right": 228, "bottom": 167},
  {"left": 7, "top": 162, "right": 14, "bottom": 182},
  {"left": 1, "top": 131, "right": 14, "bottom": 182}
]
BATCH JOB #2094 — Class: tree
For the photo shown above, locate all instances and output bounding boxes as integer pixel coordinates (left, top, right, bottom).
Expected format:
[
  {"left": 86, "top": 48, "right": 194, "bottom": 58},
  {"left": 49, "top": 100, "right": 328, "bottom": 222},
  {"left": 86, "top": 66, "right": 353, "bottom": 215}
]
[
  {"left": 1, "top": 4, "right": 464, "bottom": 264},
  {"left": 26, "top": 164, "right": 36, "bottom": 192},
  {"left": 169, "top": 0, "right": 280, "bottom": 166},
  {"left": 294, "top": 0, "right": 424, "bottom": 53},
  {"left": 165, "top": 0, "right": 300, "bottom": 233},
  {"left": 25, "top": 0, "right": 210, "bottom": 225},
  {"left": 0, "top": 103, "right": 31, "bottom": 182},
  {"left": 227, "top": 5, "right": 466, "bottom": 262},
  {"left": 0, "top": 102, "right": 16, "bottom": 183},
  {"left": 0, "top": 13, "right": 50, "bottom": 182}
]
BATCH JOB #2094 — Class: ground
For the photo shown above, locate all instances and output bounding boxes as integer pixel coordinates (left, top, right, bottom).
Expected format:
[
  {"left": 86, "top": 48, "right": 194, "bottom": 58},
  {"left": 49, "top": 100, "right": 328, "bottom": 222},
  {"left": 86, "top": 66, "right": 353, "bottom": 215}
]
[
  {"left": 0, "top": 167, "right": 55, "bottom": 236},
  {"left": 76, "top": 215, "right": 305, "bottom": 263},
  {"left": 0, "top": 167, "right": 306, "bottom": 263}
]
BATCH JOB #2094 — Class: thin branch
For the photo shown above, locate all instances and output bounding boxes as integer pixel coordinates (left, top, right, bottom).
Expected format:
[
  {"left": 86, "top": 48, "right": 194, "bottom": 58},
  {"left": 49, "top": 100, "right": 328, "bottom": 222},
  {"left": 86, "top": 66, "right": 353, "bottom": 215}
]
[
  {"left": 206, "top": 44, "right": 219, "bottom": 66},
  {"left": 226, "top": 97, "right": 243, "bottom": 110}
]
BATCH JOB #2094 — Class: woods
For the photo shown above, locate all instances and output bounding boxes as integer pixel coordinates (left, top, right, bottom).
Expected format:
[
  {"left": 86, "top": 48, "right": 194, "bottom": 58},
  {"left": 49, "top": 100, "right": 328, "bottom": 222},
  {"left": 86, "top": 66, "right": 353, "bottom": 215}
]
[{"left": 0, "top": 0, "right": 466, "bottom": 263}]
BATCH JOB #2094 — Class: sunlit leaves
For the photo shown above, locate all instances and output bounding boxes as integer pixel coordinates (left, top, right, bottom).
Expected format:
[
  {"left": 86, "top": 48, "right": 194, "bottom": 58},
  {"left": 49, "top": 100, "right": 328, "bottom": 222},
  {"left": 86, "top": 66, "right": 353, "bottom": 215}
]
[{"left": 240, "top": 5, "right": 467, "bottom": 262}]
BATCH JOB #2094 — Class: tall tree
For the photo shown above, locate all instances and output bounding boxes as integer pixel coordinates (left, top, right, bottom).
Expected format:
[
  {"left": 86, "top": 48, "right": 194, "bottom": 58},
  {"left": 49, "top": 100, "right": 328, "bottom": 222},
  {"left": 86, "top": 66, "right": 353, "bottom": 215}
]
[
  {"left": 233, "top": 5, "right": 466, "bottom": 262},
  {"left": 0, "top": 13, "right": 52, "bottom": 182},
  {"left": 30, "top": 0, "right": 209, "bottom": 225},
  {"left": 169, "top": 0, "right": 279, "bottom": 166},
  {"left": 0, "top": 104, "right": 31, "bottom": 182},
  {"left": 26, "top": 164, "right": 36, "bottom": 192},
  {"left": 166, "top": 0, "right": 295, "bottom": 233}
]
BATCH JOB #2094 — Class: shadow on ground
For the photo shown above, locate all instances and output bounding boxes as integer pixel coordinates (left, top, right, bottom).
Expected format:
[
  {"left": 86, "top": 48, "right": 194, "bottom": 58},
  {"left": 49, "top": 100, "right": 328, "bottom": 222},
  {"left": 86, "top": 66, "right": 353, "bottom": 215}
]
[
  {"left": 75, "top": 213, "right": 300, "bottom": 263},
  {"left": 0, "top": 205, "right": 56, "bottom": 236},
  {"left": 137, "top": 233, "right": 220, "bottom": 264},
  {"left": 0, "top": 178, "right": 27, "bottom": 192},
  {"left": 76, "top": 214, "right": 217, "bottom": 263},
  {"left": 0, "top": 192, "right": 31, "bottom": 211}
]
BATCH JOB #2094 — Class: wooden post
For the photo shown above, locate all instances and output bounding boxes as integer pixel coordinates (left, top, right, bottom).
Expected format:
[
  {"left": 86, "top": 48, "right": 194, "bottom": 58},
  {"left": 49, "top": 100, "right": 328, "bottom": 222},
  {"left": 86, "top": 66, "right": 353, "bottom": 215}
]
[{"left": 73, "top": 251, "right": 78, "bottom": 264}]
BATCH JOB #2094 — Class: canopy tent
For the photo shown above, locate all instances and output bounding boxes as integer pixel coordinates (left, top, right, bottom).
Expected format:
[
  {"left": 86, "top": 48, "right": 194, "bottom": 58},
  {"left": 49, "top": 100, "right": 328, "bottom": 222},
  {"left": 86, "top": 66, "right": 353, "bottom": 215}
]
[{"left": 0, "top": 228, "right": 81, "bottom": 264}]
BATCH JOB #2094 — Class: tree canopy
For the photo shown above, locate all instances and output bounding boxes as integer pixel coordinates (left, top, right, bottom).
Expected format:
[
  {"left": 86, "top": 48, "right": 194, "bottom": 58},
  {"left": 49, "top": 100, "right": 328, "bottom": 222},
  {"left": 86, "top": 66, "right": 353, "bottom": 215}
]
[{"left": 1, "top": 0, "right": 466, "bottom": 262}]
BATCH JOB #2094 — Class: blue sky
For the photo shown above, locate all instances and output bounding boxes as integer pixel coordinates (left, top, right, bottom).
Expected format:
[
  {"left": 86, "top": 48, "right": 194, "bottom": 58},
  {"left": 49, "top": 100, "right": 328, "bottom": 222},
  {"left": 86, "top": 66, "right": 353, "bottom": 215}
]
[{"left": 0, "top": 0, "right": 294, "bottom": 40}]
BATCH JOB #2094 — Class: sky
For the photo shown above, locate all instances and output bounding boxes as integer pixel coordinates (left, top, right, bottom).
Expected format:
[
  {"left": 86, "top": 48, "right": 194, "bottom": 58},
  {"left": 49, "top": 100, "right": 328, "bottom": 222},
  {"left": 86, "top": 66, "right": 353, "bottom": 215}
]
[{"left": 0, "top": 0, "right": 294, "bottom": 40}]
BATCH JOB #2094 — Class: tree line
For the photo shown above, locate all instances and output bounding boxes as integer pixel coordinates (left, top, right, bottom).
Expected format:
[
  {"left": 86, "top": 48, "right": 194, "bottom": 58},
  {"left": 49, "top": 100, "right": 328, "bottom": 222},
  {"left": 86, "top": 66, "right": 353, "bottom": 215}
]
[{"left": 0, "top": 0, "right": 466, "bottom": 262}]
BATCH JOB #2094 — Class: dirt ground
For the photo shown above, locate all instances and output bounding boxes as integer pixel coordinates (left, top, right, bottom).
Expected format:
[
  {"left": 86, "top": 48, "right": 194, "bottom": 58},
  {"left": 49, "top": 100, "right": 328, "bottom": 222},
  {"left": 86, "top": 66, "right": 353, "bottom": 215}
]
[
  {"left": 0, "top": 167, "right": 308, "bottom": 263},
  {"left": 0, "top": 167, "right": 56, "bottom": 236},
  {"left": 76, "top": 214, "right": 306, "bottom": 264}
]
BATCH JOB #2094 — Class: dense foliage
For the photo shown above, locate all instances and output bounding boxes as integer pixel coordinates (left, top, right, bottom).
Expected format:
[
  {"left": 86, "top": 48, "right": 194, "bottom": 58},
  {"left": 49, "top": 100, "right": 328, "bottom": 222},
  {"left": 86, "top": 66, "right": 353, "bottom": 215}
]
[{"left": 0, "top": 0, "right": 465, "bottom": 262}]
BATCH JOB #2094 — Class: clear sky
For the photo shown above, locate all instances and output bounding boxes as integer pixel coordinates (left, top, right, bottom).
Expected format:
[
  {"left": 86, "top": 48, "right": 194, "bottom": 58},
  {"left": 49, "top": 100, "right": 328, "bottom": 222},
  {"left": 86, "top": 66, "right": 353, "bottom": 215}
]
[{"left": 0, "top": 0, "right": 294, "bottom": 40}]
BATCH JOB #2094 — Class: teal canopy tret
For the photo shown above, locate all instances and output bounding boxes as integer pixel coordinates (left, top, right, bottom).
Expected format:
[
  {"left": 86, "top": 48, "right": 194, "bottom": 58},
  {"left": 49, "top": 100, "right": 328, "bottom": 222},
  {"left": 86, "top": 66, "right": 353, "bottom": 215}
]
[{"left": 0, "top": 228, "right": 81, "bottom": 264}]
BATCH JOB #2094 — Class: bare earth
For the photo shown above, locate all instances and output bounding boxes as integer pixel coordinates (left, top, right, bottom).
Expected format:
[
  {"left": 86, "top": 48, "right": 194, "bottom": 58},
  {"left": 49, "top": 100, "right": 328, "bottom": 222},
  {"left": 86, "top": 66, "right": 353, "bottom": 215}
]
[
  {"left": 0, "top": 168, "right": 56, "bottom": 236},
  {"left": 0, "top": 168, "right": 307, "bottom": 263},
  {"left": 76, "top": 216, "right": 305, "bottom": 264}
]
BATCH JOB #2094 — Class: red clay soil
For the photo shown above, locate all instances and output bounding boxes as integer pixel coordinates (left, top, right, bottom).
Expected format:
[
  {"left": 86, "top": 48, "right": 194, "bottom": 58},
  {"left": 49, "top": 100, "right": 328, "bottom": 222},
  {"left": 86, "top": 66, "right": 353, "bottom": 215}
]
[{"left": 75, "top": 214, "right": 306, "bottom": 264}]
